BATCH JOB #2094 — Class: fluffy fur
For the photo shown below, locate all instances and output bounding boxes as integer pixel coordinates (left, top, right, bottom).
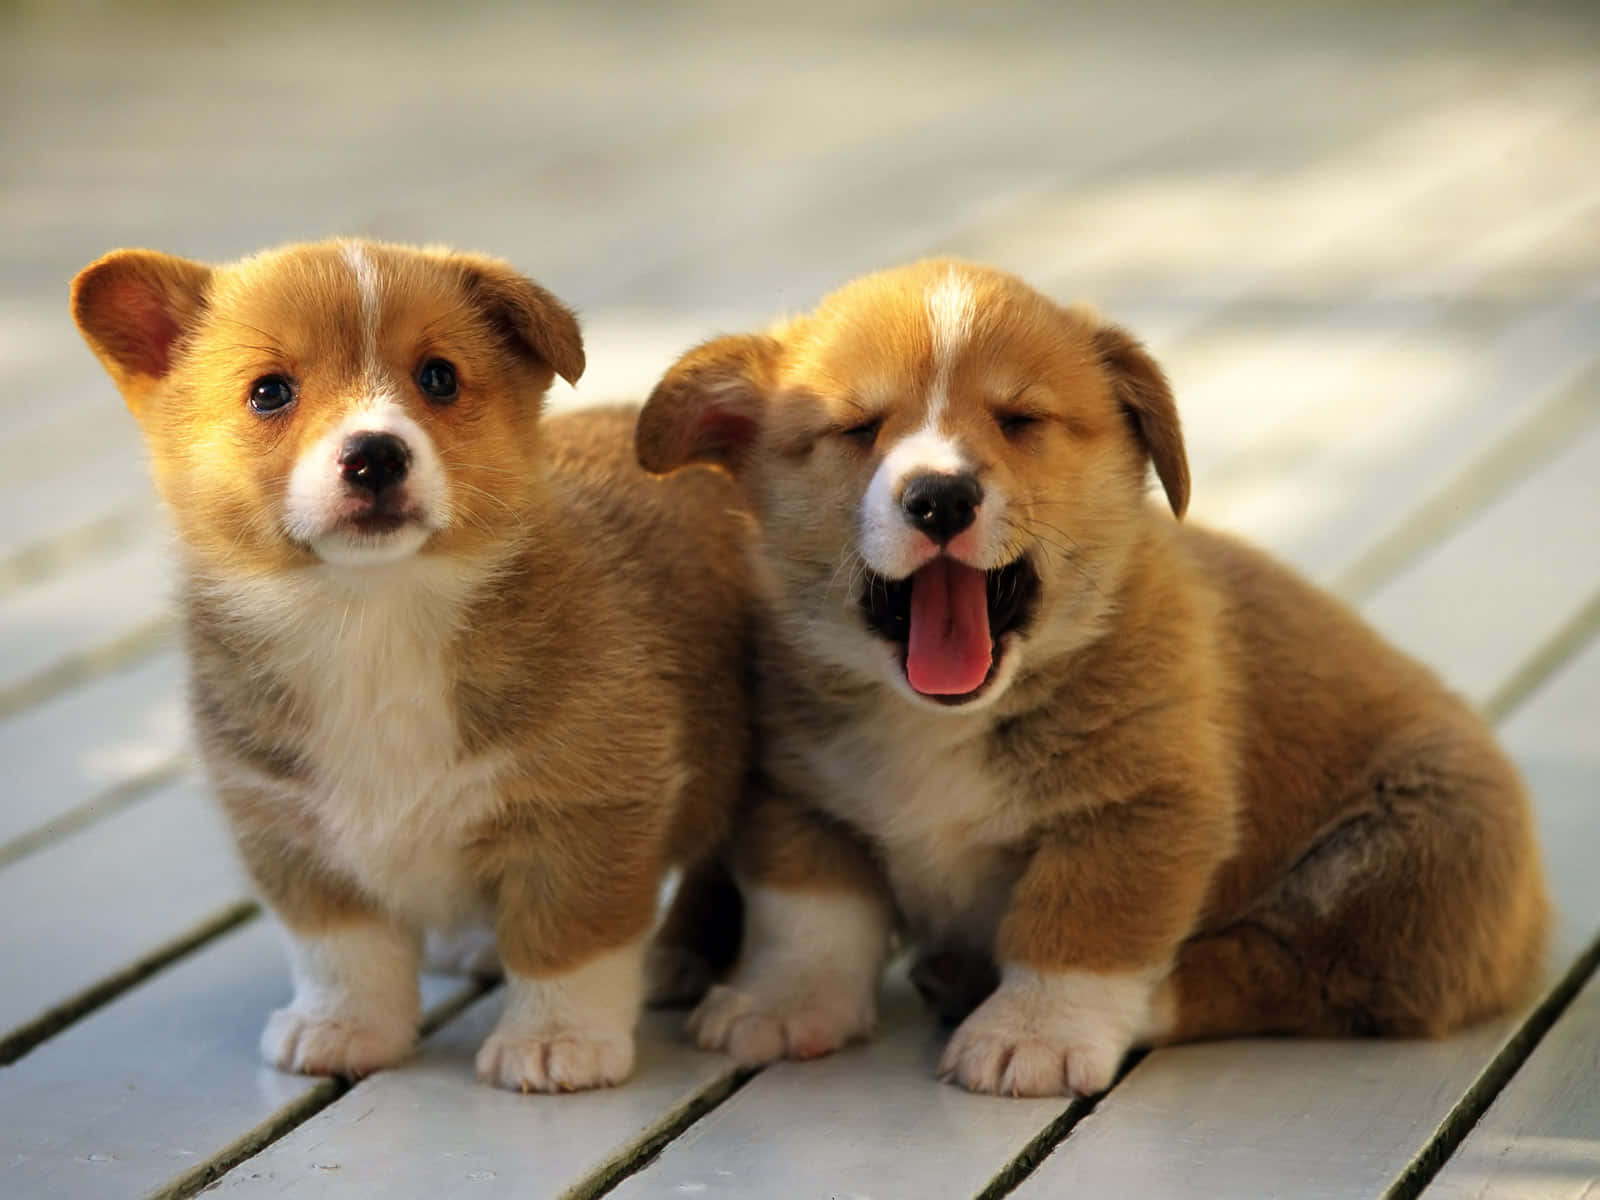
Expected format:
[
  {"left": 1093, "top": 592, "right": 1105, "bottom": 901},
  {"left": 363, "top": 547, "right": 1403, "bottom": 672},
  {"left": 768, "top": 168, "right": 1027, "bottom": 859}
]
[
  {"left": 635, "top": 259, "right": 1549, "bottom": 1097},
  {"left": 71, "top": 239, "right": 755, "bottom": 1092}
]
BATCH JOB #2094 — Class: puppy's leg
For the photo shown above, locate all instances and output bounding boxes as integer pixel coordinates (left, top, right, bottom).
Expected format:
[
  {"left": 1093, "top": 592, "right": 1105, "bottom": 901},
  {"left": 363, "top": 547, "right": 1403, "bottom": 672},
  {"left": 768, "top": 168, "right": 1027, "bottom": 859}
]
[
  {"left": 472, "top": 810, "right": 663, "bottom": 1094},
  {"left": 1162, "top": 725, "right": 1548, "bottom": 1041},
  {"left": 646, "top": 855, "right": 743, "bottom": 1008},
  {"left": 910, "top": 943, "right": 1000, "bottom": 1026},
  {"left": 229, "top": 812, "right": 422, "bottom": 1077},
  {"left": 263, "top": 921, "right": 423, "bottom": 1077},
  {"left": 942, "top": 794, "right": 1224, "bottom": 1098},
  {"left": 688, "top": 792, "right": 893, "bottom": 1065}
]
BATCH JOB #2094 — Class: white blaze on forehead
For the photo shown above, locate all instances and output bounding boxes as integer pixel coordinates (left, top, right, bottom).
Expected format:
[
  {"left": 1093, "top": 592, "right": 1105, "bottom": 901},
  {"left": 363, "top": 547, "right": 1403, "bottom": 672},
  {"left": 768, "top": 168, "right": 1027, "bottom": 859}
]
[
  {"left": 925, "top": 268, "right": 976, "bottom": 421},
  {"left": 341, "top": 241, "right": 383, "bottom": 375}
]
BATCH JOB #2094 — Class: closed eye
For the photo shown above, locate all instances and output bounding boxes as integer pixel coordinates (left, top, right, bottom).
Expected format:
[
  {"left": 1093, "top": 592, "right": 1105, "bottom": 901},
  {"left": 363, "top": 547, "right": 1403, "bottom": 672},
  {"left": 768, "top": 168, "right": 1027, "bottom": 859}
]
[
  {"left": 838, "top": 416, "right": 883, "bottom": 446},
  {"left": 995, "top": 410, "right": 1044, "bottom": 437}
]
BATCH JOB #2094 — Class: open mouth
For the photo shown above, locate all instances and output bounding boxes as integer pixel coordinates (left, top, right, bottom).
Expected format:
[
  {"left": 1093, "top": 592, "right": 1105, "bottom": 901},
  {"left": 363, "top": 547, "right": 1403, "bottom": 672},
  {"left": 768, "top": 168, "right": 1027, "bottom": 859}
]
[{"left": 860, "top": 556, "right": 1040, "bottom": 705}]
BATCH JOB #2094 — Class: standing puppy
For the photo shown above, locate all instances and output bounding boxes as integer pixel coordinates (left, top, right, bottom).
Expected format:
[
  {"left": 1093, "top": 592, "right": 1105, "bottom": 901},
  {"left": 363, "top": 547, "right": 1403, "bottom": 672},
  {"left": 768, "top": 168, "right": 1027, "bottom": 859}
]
[
  {"left": 71, "top": 239, "right": 754, "bottom": 1092},
  {"left": 635, "top": 260, "right": 1549, "bottom": 1097}
]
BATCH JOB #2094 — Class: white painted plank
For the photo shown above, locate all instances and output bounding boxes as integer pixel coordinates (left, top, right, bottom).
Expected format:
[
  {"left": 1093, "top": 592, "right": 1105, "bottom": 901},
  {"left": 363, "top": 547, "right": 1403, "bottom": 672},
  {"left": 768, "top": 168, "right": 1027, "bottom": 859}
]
[
  {"left": 0, "top": 650, "right": 186, "bottom": 851},
  {"left": 1427, "top": 969, "right": 1600, "bottom": 1199},
  {"left": 0, "top": 425, "right": 151, "bottom": 561},
  {"left": 609, "top": 975, "right": 1068, "bottom": 1200},
  {"left": 0, "top": 774, "right": 244, "bottom": 1039},
  {"left": 1365, "top": 422, "right": 1600, "bottom": 708},
  {"left": 206, "top": 1000, "right": 740, "bottom": 1199},
  {"left": 0, "top": 919, "right": 465, "bottom": 1200},
  {"left": 1039, "top": 79, "right": 1600, "bottom": 354},
  {"left": 1024, "top": 1025, "right": 1522, "bottom": 1200},
  {"left": 0, "top": 532, "right": 171, "bottom": 700}
]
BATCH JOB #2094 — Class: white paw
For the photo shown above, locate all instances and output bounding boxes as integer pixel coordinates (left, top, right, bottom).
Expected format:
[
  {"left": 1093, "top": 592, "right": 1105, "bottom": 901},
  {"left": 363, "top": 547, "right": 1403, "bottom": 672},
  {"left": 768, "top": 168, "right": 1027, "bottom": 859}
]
[
  {"left": 475, "top": 1027, "right": 635, "bottom": 1093},
  {"left": 644, "top": 941, "right": 715, "bottom": 1008},
  {"left": 423, "top": 927, "right": 502, "bottom": 978},
  {"left": 260, "top": 1007, "right": 416, "bottom": 1078},
  {"left": 687, "top": 979, "right": 875, "bottom": 1065},
  {"left": 938, "top": 966, "right": 1158, "bottom": 1097}
]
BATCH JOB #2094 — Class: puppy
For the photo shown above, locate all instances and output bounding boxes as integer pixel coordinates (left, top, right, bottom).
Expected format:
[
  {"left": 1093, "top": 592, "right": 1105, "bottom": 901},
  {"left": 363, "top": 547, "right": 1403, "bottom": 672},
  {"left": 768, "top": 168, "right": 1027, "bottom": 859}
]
[
  {"left": 635, "top": 259, "right": 1549, "bottom": 1097},
  {"left": 70, "top": 239, "right": 754, "bottom": 1092}
]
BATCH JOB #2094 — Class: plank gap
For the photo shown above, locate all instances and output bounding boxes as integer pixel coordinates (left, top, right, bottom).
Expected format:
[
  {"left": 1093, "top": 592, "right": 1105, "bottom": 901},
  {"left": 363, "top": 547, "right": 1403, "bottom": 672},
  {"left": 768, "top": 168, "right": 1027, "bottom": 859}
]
[
  {"left": 564, "top": 1065, "right": 760, "bottom": 1200},
  {"left": 1483, "top": 587, "right": 1600, "bottom": 724},
  {"left": 969, "top": 1058, "right": 1125, "bottom": 1200},
  {"left": 0, "top": 614, "right": 174, "bottom": 723},
  {"left": 1331, "top": 356, "right": 1600, "bottom": 605},
  {"left": 0, "top": 500, "right": 156, "bottom": 596},
  {"left": 152, "top": 975, "right": 499, "bottom": 1200},
  {"left": 0, "top": 898, "right": 258, "bottom": 1065},
  {"left": 1382, "top": 926, "right": 1600, "bottom": 1200},
  {"left": 0, "top": 752, "right": 194, "bottom": 871}
]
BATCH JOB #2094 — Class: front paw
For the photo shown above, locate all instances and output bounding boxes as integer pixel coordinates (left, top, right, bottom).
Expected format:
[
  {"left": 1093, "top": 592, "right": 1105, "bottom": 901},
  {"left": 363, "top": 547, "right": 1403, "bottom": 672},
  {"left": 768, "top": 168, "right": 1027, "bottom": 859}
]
[
  {"left": 688, "top": 980, "right": 875, "bottom": 1065},
  {"left": 260, "top": 1008, "right": 416, "bottom": 1078},
  {"left": 938, "top": 967, "right": 1155, "bottom": 1097},
  {"left": 475, "top": 1026, "right": 635, "bottom": 1093}
]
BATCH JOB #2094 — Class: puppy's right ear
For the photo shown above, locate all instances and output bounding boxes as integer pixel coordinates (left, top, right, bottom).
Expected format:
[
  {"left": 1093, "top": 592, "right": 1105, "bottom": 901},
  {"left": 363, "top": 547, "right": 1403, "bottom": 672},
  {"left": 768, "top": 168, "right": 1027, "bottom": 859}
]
[
  {"left": 70, "top": 250, "right": 212, "bottom": 416},
  {"left": 636, "top": 334, "right": 780, "bottom": 476}
]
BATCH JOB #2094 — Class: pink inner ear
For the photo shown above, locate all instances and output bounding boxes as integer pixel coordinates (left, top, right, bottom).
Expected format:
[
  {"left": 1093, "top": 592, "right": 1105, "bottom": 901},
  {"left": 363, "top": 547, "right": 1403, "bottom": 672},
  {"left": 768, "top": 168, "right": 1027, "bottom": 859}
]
[
  {"left": 98, "top": 276, "right": 183, "bottom": 379},
  {"left": 691, "top": 407, "right": 759, "bottom": 463}
]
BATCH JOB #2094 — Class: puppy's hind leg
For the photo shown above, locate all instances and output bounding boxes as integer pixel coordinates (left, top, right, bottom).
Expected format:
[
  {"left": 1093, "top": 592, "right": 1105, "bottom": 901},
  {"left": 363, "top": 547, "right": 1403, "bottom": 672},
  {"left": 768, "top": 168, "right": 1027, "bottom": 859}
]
[
  {"left": 646, "top": 855, "right": 744, "bottom": 1008},
  {"left": 1160, "top": 720, "right": 1549, "bottom": 1043},
  {"left": 688, "top": 791, "right": 894, "bottom": 1066}
]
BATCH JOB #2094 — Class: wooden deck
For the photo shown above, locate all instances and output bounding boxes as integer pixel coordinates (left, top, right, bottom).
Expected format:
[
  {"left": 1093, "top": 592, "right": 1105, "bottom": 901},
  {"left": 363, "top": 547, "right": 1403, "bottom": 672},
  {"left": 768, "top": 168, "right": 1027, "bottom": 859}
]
[{"left": 3, "top": 1, "right": 1597, "bottom": 1196}]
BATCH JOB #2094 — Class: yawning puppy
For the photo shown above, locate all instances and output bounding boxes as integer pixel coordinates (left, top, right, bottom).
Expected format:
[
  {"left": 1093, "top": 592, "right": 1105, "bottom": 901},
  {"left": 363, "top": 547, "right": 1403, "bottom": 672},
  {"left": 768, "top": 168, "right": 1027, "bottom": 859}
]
[
  {"left": 70, "top": 239, "right": 754, "bottom": 1092},
  {"left": 635, "top": 260, "right": 1549, "bottom": 1097}
]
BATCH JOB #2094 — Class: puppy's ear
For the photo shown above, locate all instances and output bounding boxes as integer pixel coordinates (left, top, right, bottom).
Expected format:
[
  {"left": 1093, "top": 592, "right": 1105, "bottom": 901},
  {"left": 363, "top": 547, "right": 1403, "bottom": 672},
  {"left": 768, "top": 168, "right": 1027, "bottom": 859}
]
[
  {"left": 1094, "top": 322, "right": 1190, "bottom": 518},
  {"left": 459, "top": 257, "right": 585, "bottom": 386},
  {"left": 70, "top": 250, "right": 213, "bottom": 416},
  {"left": 636, "top": 334, "right": 780, "bottom": 477}
]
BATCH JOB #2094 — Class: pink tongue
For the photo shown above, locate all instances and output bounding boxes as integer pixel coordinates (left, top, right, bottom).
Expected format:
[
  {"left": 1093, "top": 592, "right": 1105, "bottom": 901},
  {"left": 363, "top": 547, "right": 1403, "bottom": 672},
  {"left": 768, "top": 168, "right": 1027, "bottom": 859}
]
[{"left": 906, "top": 558, "right": 993, "bottom": 696}]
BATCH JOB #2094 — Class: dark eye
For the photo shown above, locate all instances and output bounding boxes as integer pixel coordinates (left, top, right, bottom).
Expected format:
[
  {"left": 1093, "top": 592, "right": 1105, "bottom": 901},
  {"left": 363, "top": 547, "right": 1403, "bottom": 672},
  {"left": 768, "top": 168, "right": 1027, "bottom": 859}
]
[
  {"left": 839, "top": 417, "right": 882, "bottom": 446},
  {"left": 416, "top": 358, "right": 459, "bottom": 403},
  {"left": 248, "top": 374, "right": 296, "bottom": 414},
  {"left": 996, "top": 411, "right": 1041, "bottom": 437}
]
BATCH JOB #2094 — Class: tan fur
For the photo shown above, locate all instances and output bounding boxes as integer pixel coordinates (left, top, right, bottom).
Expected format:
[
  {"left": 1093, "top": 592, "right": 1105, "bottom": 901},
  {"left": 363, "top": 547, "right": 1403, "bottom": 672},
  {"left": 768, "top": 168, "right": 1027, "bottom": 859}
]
[
  {"left": 71, "top": 239, "right": 755, "bottom": 1089},
  {"left": 637, "top": 259, "right": 1549, "bottom": 1093}
]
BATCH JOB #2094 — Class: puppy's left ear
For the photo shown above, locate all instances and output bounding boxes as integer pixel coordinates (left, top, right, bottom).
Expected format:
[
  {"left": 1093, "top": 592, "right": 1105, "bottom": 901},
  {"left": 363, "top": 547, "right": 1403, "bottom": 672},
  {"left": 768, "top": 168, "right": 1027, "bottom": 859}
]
[
  {"left": 70, "top": 249, "right": 213, "bottom": 417},
  {"left": 1094, "top": 322, "right": 1190, "bottom": 518},
  {"left": 459, "top": 257, "right": 585, "bottom": 386},
  {"left": 636, "top": 333, "right": 780, "bottom": 478}
]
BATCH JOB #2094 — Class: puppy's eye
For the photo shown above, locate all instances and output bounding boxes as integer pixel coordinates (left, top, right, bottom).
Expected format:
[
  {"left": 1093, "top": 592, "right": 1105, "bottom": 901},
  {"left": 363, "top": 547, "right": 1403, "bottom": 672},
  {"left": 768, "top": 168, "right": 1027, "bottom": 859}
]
[
  {"left": 839, "top": 417, "right": 882, "bottom": 446},
  {"left": 416, "top": 358, "right": 459, "bottom": 403},
  {"left": 248, "top": 374, "right": 296, "bottom": 414},
  {"left": 996, "top": 411, "right": 1041, "bottom": 437}
]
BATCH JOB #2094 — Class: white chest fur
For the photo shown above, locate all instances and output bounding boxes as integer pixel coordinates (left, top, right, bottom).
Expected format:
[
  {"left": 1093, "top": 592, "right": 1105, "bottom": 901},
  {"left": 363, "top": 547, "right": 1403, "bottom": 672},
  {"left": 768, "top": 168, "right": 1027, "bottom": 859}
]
[
  {"left": 800, "top": 704, "right": 1034, "bottom": 948},
  {"left": 204, "top": 560, "right": 506, "bottom": 931}
]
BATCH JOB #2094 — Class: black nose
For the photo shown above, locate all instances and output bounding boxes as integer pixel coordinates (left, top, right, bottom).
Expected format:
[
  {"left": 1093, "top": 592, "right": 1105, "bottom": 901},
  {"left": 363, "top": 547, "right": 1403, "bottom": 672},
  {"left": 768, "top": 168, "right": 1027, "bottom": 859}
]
[
  {"left": 900, "top": 472, "right": 983, "bottom": 543},
  {"left": 339, "top": 432, "right": 410, "bottom": 493}
]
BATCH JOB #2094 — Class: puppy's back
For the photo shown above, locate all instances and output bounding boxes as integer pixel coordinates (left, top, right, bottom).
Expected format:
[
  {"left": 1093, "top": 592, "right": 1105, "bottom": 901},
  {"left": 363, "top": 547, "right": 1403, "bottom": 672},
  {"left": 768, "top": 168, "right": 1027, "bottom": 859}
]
[{"left": 1177, "top": 523, "right": 1548, "bottom": 1031}]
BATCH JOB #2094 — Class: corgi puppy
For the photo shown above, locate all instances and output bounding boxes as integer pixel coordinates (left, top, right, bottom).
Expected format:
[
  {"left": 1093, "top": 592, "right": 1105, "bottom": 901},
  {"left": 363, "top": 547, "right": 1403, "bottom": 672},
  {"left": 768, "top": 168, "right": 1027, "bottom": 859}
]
[
  {"left": 634, "top": 260, "right": 1549, "bottom": 1097},
  {"left": 70, "top": 239, "right": 754, "bottom": 1093}
]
